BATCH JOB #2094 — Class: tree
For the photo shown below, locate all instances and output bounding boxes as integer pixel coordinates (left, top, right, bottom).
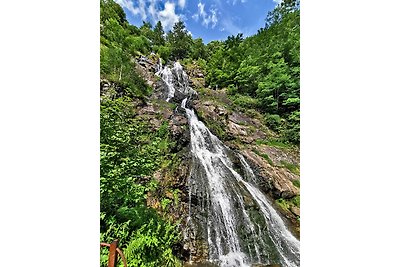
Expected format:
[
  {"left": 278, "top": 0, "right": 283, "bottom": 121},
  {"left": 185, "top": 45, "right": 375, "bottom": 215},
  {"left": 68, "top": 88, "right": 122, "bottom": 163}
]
[
  {"left": 153, "top": 21, "right": 165, "bottom": 46},
  {"left": 167, "top": 20, "right": 193, "bottom": 60},
  {"left": 266, "top": 0, "right": 299, "bottom": 28},
  {"left": 190, "top": 38, "right": 207, "bottom": 60},
  {"left": 100, "top": 0, "right": 127, "bottom": 26},
  {"left": 140, "top": 21, "right": 154, "bottom": 42},
  {"left": 257, "top": 53, "right": 291, "bottom": 113}
]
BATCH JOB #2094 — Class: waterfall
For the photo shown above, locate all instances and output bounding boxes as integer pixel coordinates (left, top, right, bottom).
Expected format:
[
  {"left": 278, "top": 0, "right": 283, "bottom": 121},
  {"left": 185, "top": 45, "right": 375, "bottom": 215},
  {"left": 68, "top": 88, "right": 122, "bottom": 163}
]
[
  {"left": 156, "top": 61, "right": 197, "bottom": 102},
  {"left": 156, "top": 63, "right": 175, "bottom": 102},
  {"left": 159, "top": 62, "right": 299, "bottom": 267}
]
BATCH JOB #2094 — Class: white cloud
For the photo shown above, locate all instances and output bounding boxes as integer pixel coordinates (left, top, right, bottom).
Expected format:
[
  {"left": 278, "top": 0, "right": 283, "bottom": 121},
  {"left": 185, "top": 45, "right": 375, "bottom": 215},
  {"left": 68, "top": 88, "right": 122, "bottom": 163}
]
[
  {"left": 138, "top": 0, "right": 147, "bottom": 20},
  {"left": 178, "top": 0, "right": 186, "bottom": 8},
  {"left": 115, "top": 0, "right": 147, "bottom": 20},
  {"left": 115, "top": 0, "right": 140, "bottom": 16},
  {"left": 221, "top": 17, "right": 242, "bottom": 34},
  {"left": 157, "top": 2, "right": 180, "bottom": 30},
  {"left": 192, "top": 1, "right": 219, "bottom": 29},
  {"left": 226, "top": 0, "right": 246, "bottom": 5},
  {"left": 148, "top": 0, "right": 158, "bottom": 20},
  {"left": 192, "top": 13, "right": 199, "bottom": 22},
  {"left": 116, "top": 0, "right": 181, "bottom": 31}
]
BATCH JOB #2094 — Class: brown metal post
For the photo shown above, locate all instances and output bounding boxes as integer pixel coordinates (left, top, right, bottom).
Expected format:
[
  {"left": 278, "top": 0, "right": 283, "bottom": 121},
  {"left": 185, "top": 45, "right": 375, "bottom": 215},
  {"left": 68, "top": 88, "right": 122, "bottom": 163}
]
[{"left": 108, "top": 239, "right": 119, "bottom": 267}]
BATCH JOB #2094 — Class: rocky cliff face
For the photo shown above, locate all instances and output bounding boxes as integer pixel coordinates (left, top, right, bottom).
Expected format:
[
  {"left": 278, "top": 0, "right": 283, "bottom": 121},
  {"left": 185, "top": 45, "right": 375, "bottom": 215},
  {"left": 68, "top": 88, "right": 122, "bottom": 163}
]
[{"left": 115, "top": 56, "right": 301, "bottom": 261}]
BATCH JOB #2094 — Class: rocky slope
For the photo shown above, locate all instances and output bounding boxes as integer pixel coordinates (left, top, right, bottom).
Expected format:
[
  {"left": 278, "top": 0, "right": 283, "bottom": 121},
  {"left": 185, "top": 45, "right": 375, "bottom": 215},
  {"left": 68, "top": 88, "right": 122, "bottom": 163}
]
[
  {"left": 182, "top": 61, "right": 300, "bottom": 235},
  {"left": 105, "top": 55, "right": 301, "bottom": 263}
]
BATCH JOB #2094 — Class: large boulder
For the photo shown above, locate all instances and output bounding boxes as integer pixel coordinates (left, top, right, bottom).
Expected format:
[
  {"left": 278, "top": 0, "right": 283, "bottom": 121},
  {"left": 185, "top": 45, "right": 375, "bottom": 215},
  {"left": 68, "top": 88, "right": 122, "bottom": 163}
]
[{"left": 241, "top": 149, "right": 299, "bottom": 199}]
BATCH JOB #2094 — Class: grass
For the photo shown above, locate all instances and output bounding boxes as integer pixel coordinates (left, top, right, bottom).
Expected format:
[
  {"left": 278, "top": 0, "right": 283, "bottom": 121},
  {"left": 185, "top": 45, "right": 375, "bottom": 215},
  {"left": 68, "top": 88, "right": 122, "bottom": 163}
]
[
  {"left": 280, "top": 161, "right": 300, "bottom": 176},
  {"left": 292, "top": 179, "right": 300, "bottom": 188},
  {"left": 266, "top": 140, "right": 293, "bottom": 149}
]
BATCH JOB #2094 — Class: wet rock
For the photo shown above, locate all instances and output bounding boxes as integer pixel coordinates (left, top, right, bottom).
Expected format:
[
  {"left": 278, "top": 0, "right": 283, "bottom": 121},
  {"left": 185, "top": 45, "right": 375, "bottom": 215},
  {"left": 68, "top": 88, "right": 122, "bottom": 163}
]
[{"left": 169, "top": 113, "right": 190, "bottom": 152}]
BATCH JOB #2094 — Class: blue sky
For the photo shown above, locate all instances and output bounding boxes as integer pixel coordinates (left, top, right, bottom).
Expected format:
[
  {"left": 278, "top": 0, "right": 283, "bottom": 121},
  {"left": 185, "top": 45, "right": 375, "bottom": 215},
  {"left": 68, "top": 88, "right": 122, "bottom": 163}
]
[{"left": 115, "top": 0, "right": 281, "bottom": 43}]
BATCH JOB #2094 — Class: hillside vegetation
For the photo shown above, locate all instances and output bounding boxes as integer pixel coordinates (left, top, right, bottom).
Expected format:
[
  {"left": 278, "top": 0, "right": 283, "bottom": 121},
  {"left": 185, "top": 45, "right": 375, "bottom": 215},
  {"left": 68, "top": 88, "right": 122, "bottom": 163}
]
[{"left": 100, "top": 0, "right": 300, "bottom": 266}]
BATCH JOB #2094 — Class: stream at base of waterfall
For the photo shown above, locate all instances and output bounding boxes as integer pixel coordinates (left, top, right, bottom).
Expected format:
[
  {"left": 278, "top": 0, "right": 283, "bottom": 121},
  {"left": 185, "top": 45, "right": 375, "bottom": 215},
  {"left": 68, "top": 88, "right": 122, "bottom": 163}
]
[{"left": 156, "top": 61, "right": 300, "bottom": 267}]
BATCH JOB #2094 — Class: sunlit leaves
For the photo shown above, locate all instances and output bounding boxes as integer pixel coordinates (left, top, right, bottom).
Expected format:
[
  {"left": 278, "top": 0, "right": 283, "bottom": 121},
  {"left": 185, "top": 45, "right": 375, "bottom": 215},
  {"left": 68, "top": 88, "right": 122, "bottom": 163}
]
[{"left": 100, "top": 95, "right": 181, "bottom": 266}]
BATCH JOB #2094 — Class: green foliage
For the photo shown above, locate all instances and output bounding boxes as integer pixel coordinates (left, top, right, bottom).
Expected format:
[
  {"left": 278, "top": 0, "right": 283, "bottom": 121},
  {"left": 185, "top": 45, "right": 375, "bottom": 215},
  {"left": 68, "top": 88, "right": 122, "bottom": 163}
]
[
  {"left": 100, "top": 0, "right": 127, "bottom": 26},
  {"left": 99, "top": 1, "right": 301, "bottom": 264},
  {"left": 156, "top": 45, "right": 171, "bottom": 63},
  {"left": 276, "top": 198, "right": 291, "bottom": 211},
  {"left": 292, "top": 195, "right": 300, "bottom": 208},
  {"left": 227, "top": 84, "right": 238, "bottom": 95},
  {"left": 256, "top": 53, "right": 293, "bottom": 113},
  {"left": 276, "top": 195, "right": 300, "bottom": 211},
  {"left": 153, "top": 21, "right": 166, "bottom": 46},
  {"left": 232, "top": 94, "right": 260, "bottom": 110},
  {"left": 122, "top": 219, "right": 180, "bottom": 267},
  {"left": 282, "top": 110, "right": 300, "bottom": 144},
  {"left": 204, "top": 0, "right": 300, "bottom": 144},
  {"left": 100, "top": 0, "right": 151, "bottom": 97},
  {"left": 264, "top": 114, "right": 282, "bottom": 132},
  {"left": 100, "top": 95, "right": 181, "bottom": 266},
  {"left": 268, "top": 140, "right": 293, "bottom": 149},
  {"left": 190, "top": 38, "right": 207, "bottom": 60},
  {"left": 167, "top": 20, "right": 193, "bottom": 60},
  {"left": 292, "top": 179, "right": 300, "bottom": 188},
  {"left": 280, "top": 161, "right": 300, "bottom": 175},
  {"left": 172, "top": 189, "right": 181, "bottom": 206}
]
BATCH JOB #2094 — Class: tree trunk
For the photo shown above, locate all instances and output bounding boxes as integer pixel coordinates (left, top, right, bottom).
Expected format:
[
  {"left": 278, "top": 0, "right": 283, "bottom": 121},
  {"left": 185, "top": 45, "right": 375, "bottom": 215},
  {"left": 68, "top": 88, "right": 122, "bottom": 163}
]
[{"left": 119, "top": 65, "right": 123, "bottom": 81}]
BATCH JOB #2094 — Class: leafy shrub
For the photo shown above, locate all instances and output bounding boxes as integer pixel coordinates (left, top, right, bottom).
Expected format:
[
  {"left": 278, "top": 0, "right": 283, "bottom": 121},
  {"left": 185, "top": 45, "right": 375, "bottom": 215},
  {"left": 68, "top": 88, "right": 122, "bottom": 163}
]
[
  {"left": 282, "top": 111, "right": 300, "bottom": 144},
  {"left": 227, "top": 84, "right": 238, "bottom": 95},
  {"left": 157, "top": 45, "right": 171, "bottom": 63},
  {"left": 276, "top": 198, "right": 290, "bottom": 211},
  {"left": 100, "top": 96, "right": 182, "bottom": 266},
  {"left": 292, "top": 195, "right": 300, "bottom": 208},
  {"left": 264, "top": 114, "right": 282, "bottom": 132},
  {"left": 232, "top": 94, "right": 260, "bottom": 109}
]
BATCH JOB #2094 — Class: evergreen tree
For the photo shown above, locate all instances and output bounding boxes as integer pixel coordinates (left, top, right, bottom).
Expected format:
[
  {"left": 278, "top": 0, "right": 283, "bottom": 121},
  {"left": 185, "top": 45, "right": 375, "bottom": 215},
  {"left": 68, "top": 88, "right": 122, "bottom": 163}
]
[
  {"left": 153, "top": 21, "right": 165, "bottom": 46},
  {"left": 167, "top": 20, "right": 193, "bottom": 60}
]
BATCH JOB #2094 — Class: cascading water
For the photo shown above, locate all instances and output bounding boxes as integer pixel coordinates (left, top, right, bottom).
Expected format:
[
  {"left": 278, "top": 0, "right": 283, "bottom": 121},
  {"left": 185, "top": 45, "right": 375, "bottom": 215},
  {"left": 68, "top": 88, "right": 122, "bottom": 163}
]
[
  {"left": 158, "top": 61, "right": 300, "bottom": 267},
  {"left": 156, "top": 61, "right": 196, "bottom": 102},
  {"left": 156, "top": 62, "right": 175, "bottom": 102}
]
